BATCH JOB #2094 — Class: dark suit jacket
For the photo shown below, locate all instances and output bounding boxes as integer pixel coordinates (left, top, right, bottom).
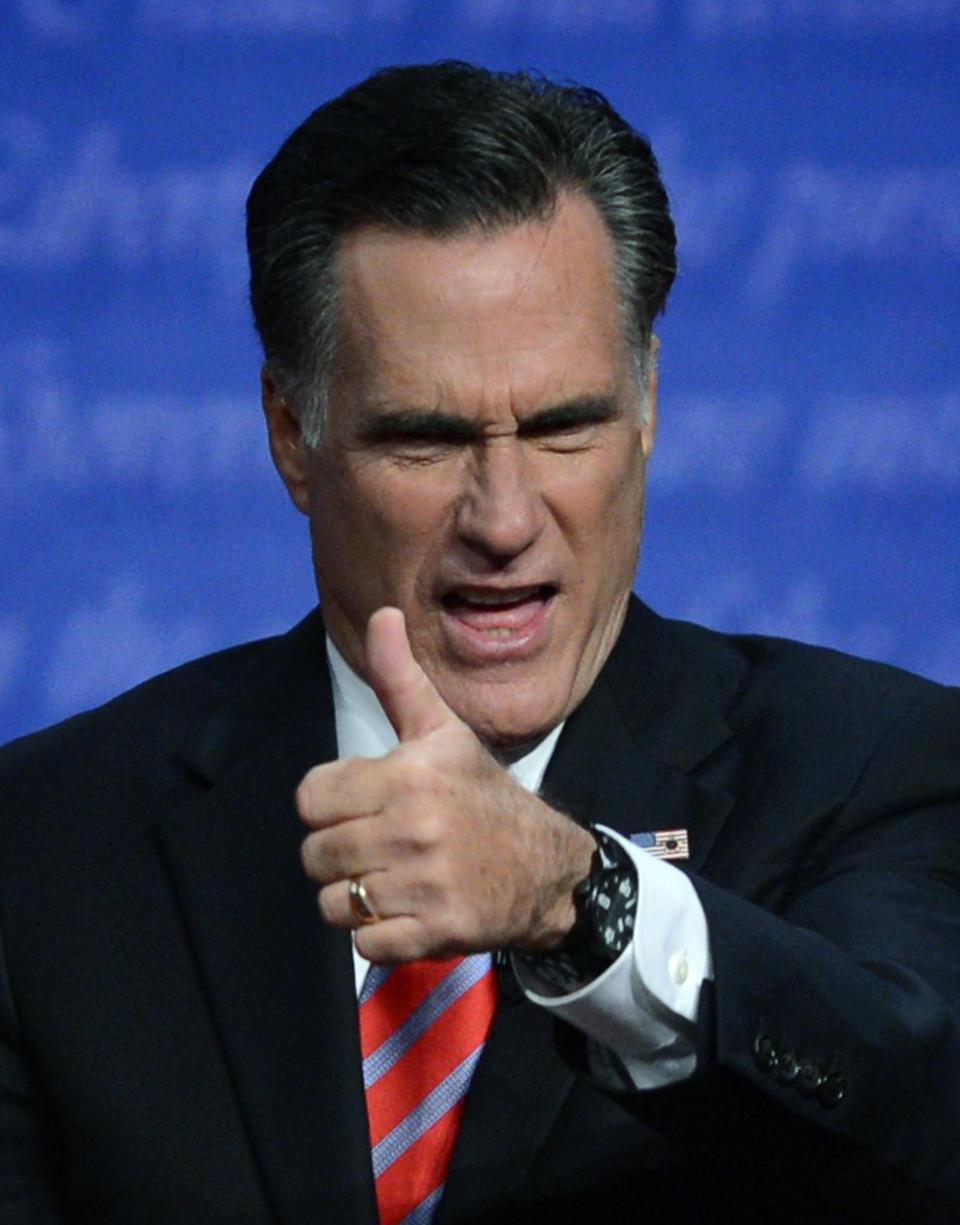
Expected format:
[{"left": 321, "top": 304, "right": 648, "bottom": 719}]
[{"left": 2, "top": 598, "right": 959, "bottom": 1224}]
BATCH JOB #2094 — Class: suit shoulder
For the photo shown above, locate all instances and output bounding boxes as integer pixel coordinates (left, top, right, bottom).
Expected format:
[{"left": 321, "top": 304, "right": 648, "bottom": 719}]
[
  {"left": 626, "top": 601, "right": 957, "bottom": 763},
  {"left": 644, "top": 603, "right": 944, "bottom": 701},
  {"left": 682, "top": 617, "right": 957, "bottom": 765},
  {"left": 0, "top": 634, "right": 279, "bottom": 789},
  {"left": 724, "top": 625, "right": 946, "bottom": 713}
]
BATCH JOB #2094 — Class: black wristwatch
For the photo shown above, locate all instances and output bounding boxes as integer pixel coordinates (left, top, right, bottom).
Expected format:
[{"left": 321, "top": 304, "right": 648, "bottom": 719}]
[{"left": 519, "top": 826, "right": 639, "bottom": 994}]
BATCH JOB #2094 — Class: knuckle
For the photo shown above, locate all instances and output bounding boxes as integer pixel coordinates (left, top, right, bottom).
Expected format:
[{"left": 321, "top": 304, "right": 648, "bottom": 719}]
[
  {"left": 382, "top": 808, "right": 445, "bottom": 858},
  {"left": 295, "top": 773, "right": 316, "bottom": 820},
  {"left": 317, "top": 884, "right": 340, "bottom": 925},
  {"left": 408, "top": 809, "right": 446, "bottom": 851},
  {"left": 300, "top": 831, "right": 319, "bottom": 874},
  {"left": 355, "top": 928, "right": 392, "bottom": 963},
  {"left": 300, "top": 829, "right": 343, "bottom": 884},
  {"left": 296, "top": 762, "right": 339, "bottom": 823},
  {"left": 394, "top": 752, "right": 437, "bottom": 795}
]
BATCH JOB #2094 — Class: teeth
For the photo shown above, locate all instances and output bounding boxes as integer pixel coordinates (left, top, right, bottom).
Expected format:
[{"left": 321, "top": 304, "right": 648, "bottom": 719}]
[{"left": 458, "top": 586, "right": 542, "bottom": 606}]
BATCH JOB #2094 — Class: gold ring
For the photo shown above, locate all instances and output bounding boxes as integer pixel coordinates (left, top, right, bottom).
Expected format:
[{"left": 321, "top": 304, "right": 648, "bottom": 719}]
[{"left": 348, "top": 877, "right": 379, "bottom": 924}]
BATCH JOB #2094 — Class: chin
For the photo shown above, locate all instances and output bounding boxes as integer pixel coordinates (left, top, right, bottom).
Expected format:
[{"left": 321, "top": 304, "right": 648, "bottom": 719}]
[{"left": 449, "top": 690, "right": 564, "bottom": 760}]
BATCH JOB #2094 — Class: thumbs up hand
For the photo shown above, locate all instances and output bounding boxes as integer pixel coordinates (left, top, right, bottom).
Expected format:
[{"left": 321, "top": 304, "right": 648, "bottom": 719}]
[
  {"left": 297, "top": 607, "right": 595, "bottom": 963},
  {"left": 365, "top": 605, "right": 451, "bottom": 744}
]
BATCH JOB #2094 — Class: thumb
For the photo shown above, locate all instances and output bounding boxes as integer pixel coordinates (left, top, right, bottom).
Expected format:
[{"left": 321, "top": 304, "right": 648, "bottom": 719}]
[{"left": 365, "top": 607, "right": 453, "bottom": 742}]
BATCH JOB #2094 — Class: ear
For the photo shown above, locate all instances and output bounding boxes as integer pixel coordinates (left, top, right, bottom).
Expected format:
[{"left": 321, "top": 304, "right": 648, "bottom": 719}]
[
  {"left": 261, "top": 368, "right": 312, "bottom": 515},
  {"left": 640, "top": 336, "right": 659, "bottom": 461}
]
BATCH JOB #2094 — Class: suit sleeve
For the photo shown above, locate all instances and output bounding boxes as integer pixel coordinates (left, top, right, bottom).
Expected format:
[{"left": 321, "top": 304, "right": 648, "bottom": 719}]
[{"left": 630, "top": 685, "right": 960, "bottom": 1220}]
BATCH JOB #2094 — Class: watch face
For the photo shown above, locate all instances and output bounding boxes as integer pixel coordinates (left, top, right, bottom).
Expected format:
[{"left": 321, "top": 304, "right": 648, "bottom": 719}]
[{"left": 591, "top": 866, "right": 638, "bottom": 957}]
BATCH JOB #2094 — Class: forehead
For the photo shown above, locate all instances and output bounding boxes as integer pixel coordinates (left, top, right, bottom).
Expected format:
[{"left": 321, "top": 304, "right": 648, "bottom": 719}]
[{"left": 331, "top": 194, "right": 631, "bottom": 418}]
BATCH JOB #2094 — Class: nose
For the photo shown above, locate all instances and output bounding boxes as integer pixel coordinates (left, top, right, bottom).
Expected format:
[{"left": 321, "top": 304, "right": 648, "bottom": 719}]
[{"left": 455, "top": 437, "right": 545, "bottom": 562}]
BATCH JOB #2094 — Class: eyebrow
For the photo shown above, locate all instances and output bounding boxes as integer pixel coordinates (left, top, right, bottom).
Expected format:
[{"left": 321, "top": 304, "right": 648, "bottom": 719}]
[
  {"left": 356, "top": 395, "right": 621, "bottom": 443},
  {"left": 357, "top": 408, "right": 482, "bottom": 443},
  {"left": 517, "top": 396, "right": 621, "bottom": 435}
]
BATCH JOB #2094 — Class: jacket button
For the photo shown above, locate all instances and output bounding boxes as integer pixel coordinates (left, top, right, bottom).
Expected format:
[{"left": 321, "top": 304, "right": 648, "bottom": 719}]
[
  {"left": 797, "top": 1061, "right": 824, "bottom": 1095},
  {"left": 753, "top": 1034, "right": 778, "bottom": 1072},
  {"left": 817, "top": 1073, "right": 847, "bottom": 1108},
  {"left": 776, "top": 1050, "right": 800, "bottom": 1084}
]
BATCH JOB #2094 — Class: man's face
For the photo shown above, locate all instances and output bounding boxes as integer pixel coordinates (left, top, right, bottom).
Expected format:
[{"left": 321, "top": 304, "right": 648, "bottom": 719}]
[{"left": 268, "top": 193, "right": 656, "bottom": 753}]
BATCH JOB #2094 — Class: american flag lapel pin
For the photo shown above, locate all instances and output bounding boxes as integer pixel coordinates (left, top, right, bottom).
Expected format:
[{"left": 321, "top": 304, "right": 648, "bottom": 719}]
[{"left": 629, "top": 828, "right": 690, "bottom": 861}]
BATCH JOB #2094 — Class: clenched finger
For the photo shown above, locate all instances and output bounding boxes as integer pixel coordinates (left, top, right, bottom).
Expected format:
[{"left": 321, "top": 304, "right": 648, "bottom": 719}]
[
  {"left": 296, "top": 757, "right": 389, "bottom": 828},
  {"left": 300, "top": 816, "right": 391, "bottom": 884}
]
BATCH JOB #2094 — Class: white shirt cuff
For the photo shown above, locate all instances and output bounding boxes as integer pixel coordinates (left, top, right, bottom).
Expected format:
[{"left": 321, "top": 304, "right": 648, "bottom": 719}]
[{"left": 514, "top": 825, "right": 713, "bottom": 1090}]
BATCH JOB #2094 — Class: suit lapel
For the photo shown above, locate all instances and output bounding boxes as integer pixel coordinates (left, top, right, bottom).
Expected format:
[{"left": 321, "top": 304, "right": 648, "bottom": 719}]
[
  {"left": 541, "top": 599, "right": 741, "bottom": 875},
  {"left": 153, "top": 611, "right": 378, "bottom": 1225}
]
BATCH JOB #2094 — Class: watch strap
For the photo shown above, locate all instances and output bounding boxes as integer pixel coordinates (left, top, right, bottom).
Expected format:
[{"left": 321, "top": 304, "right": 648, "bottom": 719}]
[{"left": 515, "top": 826, "right": 639, "bottom": 994}]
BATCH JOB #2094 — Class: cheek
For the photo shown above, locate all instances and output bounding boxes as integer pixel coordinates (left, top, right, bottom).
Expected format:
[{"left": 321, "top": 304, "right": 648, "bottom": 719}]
[
  {"left": 604, "top": 443, "right": 647, "bottom": 525},
  {"left": 607, "top": 471, "right": 646, "bottom": 541},
  {"left": 308, "top": 462, "right": 391, "bottom": 594},
  {"left": 553, "top": 448, "right": 645, "bottom": 544},
  {"left": 318, "top": 461, "right": 401, "bottom": 540},
  {"left": 325, "top": 464, "right": 457, "bottom": 585},
  {"left": 575, "top": 455, "right": 647, "bottom": 592}
]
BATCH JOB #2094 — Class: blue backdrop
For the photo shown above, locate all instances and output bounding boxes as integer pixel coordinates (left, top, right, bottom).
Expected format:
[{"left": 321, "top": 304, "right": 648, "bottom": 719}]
[{"left": 2, "top": 0, "right": 959, "bottom": 744}]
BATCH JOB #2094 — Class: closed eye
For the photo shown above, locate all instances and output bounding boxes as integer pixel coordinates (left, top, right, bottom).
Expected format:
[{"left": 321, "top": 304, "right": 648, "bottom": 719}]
[
  {"left": 356, "top": 410, "right": 482, "bottom": 462},
  {"left": 518, "top": 397, "right": 621, "bottom": 450},
  {"left": 359, "top": 410, "right": 480, "bottom": 445},
  {"left": 355, "top": 396, "right": 622, "bottom": 459}
]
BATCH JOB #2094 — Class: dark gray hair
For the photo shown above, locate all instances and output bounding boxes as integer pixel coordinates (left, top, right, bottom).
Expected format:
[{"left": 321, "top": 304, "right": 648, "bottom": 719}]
[{"left": 246, "top": 61, "right": 677, "bottom": 445}]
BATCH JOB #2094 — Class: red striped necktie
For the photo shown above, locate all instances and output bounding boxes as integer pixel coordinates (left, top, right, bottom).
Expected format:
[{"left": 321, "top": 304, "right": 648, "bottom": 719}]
[{"left": 359, "top": 953, "right": 498, "bottom": 1225}]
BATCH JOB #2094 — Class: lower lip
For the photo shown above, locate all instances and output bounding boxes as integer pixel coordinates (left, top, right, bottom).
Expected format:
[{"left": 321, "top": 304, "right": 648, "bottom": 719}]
[{"left": 440, "top": 592, "right": 555, "bottom": 663}]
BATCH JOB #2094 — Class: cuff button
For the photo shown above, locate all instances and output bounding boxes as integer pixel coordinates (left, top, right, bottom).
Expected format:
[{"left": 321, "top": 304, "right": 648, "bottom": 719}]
[
  {"left": 775, "top": 1050, "right": 800, "bottom": 1084},
  {"left": 817, "top": 1074, "right": 847, "bottom": 1108},
  {"left": 797, "top": 1061, "right": 824, "bottom": 1096},
  {"left": 752, "top": 1034, "right": 778, "bottom": 1072}
]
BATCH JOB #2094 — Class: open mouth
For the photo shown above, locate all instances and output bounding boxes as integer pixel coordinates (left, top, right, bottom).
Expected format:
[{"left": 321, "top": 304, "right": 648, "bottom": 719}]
[{"left": 440, "top": 584, "right": 557, "bottom": 638}]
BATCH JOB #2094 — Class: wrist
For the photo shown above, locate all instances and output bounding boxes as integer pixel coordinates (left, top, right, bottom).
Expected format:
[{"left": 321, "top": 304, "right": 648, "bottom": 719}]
[
  {"left": 517, "top": 826, "right": 639, "bottom": 992},
  {"left": 521, "top": 819, "right": 597, "bottom": 950}
]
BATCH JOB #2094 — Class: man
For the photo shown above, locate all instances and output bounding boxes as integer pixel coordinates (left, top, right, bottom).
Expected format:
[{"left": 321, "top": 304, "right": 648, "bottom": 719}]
[{"left": 1, "top": 62, "right": 958, "bottom": 1224}]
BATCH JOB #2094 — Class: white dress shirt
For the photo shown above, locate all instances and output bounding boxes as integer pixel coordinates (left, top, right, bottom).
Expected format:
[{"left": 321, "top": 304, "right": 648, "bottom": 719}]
[{"left": 326, "top": 636, "right": 712, "bottom": 1090}]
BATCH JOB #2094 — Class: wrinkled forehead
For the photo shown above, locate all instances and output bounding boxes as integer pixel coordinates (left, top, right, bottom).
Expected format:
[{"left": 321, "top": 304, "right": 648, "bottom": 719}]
[{"left": 326, "top": 196, "right": 634, "bottom": 422}]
